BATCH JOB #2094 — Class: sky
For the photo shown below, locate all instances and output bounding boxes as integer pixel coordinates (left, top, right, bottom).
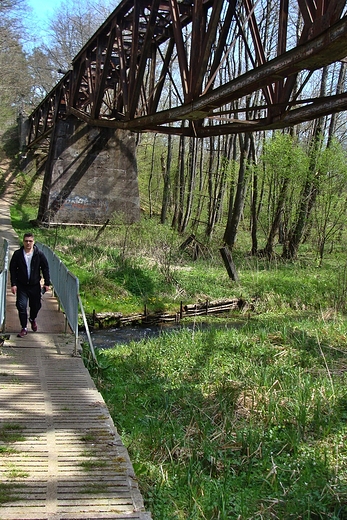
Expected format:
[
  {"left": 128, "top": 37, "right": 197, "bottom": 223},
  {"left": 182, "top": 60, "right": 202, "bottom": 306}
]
[
  {"left": 27, "top": 0, "right": 61, "bottom": 23},
  {"left": 23, "top": 0, "right": 116, "bottom": 50},
  {"left": 25, "top": 0, "right": 63, "bottom": 46}
]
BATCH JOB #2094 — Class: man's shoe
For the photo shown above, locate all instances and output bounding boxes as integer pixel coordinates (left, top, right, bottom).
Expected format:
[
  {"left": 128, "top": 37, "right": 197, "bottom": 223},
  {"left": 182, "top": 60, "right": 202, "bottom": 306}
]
[
  {"left": 30, "top": 319, "right": 38, "bottom": 332},
  {"left": 17, "top": 328, "right": 27, "bottom": 338}
]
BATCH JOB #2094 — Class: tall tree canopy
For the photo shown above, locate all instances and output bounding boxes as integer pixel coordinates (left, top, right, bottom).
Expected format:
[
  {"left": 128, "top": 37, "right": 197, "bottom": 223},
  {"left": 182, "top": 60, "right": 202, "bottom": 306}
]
[{"left": 0, "top": 0, "right": 31, "bottom": 125}]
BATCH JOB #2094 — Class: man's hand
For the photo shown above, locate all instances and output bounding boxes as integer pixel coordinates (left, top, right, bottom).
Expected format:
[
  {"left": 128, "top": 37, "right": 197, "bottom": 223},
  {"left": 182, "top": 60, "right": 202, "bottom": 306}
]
[{"left": 11, "top": 286, "right": 17, "bottom": 295}]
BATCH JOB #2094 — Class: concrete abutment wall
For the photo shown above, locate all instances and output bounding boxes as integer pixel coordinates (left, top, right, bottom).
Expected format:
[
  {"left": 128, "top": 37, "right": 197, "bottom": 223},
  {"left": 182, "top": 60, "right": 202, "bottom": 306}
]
[{"left": 37, "top": 117, "right": 140, "bottom": 224}]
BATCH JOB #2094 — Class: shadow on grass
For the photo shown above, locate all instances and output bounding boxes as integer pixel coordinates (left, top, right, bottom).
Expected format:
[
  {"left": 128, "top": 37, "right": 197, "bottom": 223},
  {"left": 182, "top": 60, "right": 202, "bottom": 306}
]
[{"left": 89, "top": 315, "right": 347, "bottom": 518}]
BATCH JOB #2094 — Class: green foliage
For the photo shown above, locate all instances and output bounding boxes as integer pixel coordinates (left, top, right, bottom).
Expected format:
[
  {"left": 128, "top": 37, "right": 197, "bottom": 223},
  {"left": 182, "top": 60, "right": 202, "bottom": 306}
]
[
  {"left": 11, "top": 201, "right": 38, "bottom": 234},
  {"left": 0, "top": 125, "right": 20, "bottom": 164},
  {"left": 10, "top": 194, "right": 347, "bottom": 315},
  {"left": 137, "top": 133, "right": 178, "bottom": 215},
  {"left": 0, "top": 423, "right": 27, "bottom": 503},
  {"left": 262, "top": 132, "right": 308, "bottom": 181},
  {"left": 0, "top": 423, "right": 25, "bottom": 443},
  {"left": 256, "top": 132, "right": 309, "bottom": 241},
  {"left": 92, "top": 310, "right": 347, "bottom": 519},
  {"left": 311, "top": 139, "right": 347, "bottom": 264}
]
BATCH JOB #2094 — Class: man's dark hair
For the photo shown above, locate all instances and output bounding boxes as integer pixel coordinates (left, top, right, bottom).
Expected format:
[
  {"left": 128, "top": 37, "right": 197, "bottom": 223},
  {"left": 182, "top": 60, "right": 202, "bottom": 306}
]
[{"left": 23, "top": 232, "right": 34, "bottom": 239}]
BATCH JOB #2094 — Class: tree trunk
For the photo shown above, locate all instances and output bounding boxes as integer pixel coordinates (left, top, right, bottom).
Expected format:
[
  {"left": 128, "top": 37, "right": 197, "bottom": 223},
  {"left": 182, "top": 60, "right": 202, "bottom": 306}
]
[
  {"left": 283, "top": 67, "right": 328, "bottom": 259},
  {"left": 160, "top": 134, "right": 172, "bottom": 224},
  {"left": 172, "top": 133, "right": 185, "bottom": 230},
  {"left": 263, "top": 177, "right": 289, "bottom": 258},
  {"left": 192, "top": 140, "right": 205, "bottom": 233},
  {"left": 148, "top": 133, "right": 157, "bottom": 218},
  {"left": 250, "top": 164, "right": 258, "bottom": 255},
  {"left": 327, "top": 62, "right": 346, "bottom": 148},
  {"left": 223, "top": 133, "right": 251, "bottom": 249},
  {"left": 206, "top": 135, "right": 216, "bottom": 237},
  {"left": 248, "top": 134, "right": 258, "bottom": 255},
  {"left": 220, "top": 246, "right": 239, "bottom": 282},
  {"left": 206, "top": 135, "right": 232, "bottom": 239},
  {"left": 180, "top": 136, "right": 197, "bottom": 233}
]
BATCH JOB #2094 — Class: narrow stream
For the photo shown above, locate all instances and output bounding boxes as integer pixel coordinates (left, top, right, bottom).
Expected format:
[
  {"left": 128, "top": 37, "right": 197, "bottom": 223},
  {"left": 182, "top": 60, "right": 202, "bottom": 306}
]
[{"left": 80, "top": 319, "right": 245, "bottom": 350}]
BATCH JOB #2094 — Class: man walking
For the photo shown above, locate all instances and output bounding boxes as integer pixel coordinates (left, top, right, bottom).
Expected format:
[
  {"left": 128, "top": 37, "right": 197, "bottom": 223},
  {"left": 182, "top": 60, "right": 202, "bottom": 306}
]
[{"left": 10, "top": 232, "right": 51, "bottom": 337}]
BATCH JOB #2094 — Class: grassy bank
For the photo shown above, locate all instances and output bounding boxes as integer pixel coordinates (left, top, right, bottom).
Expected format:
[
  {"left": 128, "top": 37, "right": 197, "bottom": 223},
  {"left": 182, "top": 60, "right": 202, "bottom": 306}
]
[
  {"left": 87, "top": 305, "right": 347, "bottom": 519},
  {"left": 9, "top": 188, "right": 347, "bottom": 518}
]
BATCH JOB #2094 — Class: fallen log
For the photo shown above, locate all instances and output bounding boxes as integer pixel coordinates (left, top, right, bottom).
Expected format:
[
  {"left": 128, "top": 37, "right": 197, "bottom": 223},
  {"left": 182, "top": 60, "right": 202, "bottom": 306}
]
[
  {"left": 88, "top": 297, "right": 246, "bottom": 329},
  {"left": 184, "top": 298, "right": 244, "bottom": 312},
  {"left": 92, "top": 310, "right": 123, "bottom": 328}
]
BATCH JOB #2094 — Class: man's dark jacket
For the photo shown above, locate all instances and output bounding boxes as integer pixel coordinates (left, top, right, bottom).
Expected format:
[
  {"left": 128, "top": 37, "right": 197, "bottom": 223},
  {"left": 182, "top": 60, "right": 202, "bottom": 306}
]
[{"left": 10, "top": 245, "right": 51, "bottom": 287}]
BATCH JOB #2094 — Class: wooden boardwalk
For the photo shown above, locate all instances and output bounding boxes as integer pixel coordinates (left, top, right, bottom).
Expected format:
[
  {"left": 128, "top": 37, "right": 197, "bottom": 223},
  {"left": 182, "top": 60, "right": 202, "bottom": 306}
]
[{"left": 0, "top": 186, "right": 151, "bottom": 519}]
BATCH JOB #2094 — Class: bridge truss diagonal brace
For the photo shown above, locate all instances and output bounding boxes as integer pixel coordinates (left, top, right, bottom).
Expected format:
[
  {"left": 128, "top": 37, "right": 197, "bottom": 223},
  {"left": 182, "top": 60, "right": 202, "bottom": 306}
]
[
  {"left": 26, "top": 0, "right": 347, "bottom": 146},
  {"left": 124, "top": 16, "right": 347, "bottom": 135}
]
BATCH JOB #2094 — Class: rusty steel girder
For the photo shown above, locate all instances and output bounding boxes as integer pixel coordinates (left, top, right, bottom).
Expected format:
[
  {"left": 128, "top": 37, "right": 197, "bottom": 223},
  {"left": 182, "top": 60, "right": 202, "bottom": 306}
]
[{"left": 27, "top": 0, "right": 347, "bottom": 146}]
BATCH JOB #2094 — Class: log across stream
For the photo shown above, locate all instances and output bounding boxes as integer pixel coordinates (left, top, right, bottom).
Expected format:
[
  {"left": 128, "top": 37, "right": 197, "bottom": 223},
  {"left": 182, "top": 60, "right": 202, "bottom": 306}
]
[
  {"left": 81, "top": 298, "right": 251, "bottom": 350},
  {"left": 87, "top": 297, "right": 249, "bottom": 329}
]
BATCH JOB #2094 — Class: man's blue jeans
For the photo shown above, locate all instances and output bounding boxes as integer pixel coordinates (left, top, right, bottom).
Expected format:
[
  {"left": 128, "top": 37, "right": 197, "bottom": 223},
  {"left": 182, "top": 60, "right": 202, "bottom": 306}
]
[{"left": 16, "top": 284, "right": 42, "bottom": 329}]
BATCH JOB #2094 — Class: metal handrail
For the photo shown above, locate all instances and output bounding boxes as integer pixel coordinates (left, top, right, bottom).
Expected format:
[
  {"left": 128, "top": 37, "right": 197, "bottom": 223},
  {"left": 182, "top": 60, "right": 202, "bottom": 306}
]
[
  {"left": 36, "top": 242, "right": 96, "bottom": 360},
  {"left": 0, "top": 238, "right": 9, "bottom": 331}
]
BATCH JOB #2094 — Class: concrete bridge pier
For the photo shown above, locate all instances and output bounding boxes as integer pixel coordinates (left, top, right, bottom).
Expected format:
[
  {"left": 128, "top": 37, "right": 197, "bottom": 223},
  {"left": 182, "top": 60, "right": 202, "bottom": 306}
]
[{"left": 38, "top": 117, "right": 140, "bottom": 224}]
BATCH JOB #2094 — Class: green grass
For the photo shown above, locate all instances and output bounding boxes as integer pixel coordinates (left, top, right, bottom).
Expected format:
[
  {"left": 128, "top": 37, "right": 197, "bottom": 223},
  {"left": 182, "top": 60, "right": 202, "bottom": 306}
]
[
  {"left": 80, "top": 459, "right": 107, "bottom": 470},
  {"left": 0, "top": 423, "right": 26, "bottom": 443},
  {"left": 0, "top": 482, "right": 23, "bottom": 505},
  {"left": 0, "top": 423, "right": 28, "bottom": 503},
  {"left": 90, "top": 311, "right": 347, "bottom": 519},
  {"left": 10, "top": 199, "right": 347, "bottom": 316}
]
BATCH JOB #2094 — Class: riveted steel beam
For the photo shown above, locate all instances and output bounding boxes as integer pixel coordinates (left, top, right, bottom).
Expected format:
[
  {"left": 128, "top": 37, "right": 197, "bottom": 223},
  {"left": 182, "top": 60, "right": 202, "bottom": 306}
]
[{"left": 26, "top": 0, "right": 347, "bottom": 146}]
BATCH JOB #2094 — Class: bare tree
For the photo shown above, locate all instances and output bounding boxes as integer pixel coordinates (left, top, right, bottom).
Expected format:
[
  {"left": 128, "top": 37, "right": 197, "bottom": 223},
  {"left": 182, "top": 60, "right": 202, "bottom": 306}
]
[
  {"left": 23, "top": 0, "right": 117, "bottom": 101},
  {"left": 43, "top": 0, "right": 117, "bottom": 72},
  {"left": 27, "top": 48, "right": 58, "bottom": 101},
  {"left": 0, "top": 0, "right": 26, "bottom": 34}
]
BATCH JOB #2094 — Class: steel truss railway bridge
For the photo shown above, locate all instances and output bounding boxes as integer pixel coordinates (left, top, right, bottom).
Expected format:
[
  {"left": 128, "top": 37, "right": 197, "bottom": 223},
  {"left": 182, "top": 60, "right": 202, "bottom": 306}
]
[{"left": 24, "top": 0, "right": 347, "bottom": 224}]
